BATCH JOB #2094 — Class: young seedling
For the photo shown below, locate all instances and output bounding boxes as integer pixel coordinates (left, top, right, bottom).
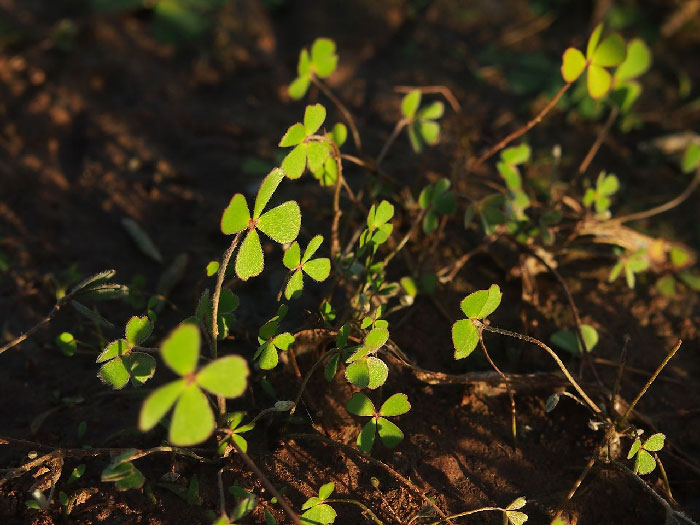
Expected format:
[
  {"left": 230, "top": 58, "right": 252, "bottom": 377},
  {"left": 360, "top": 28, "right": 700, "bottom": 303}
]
[
  {"left": 401, "top": 90, "right": 444, "bottom": 153},
  {"left": 215, "top": 485, "right": 258, "bottom": 524},
  {"left": 279, "top": 104, "right": 332, "bottom": 180},
  {"left": 301, "top": 482, "right": 337, "bottom": 524},
  {"left": 96, "top": 315, "right": 156, "bottom": 389},
  {"left": 627, "top": 432, "right": 665, "bottom": 475},
  {"left": 551, "top": 324, "right": 599, "bottom": 355},
  {"left": 101, "top": 449, "right": 145, "bottom": 491},
  {"left": 418, "top": 178, "right": 457, "bottom": 234},
  {"left": 218, "top": 411, "right": 255, "bottom": 455},
  {"left": 288, "top": 38, "right": 338, "bottom": 100},
  {"left": 255, "top": 305, "right": 295, "bottom": 370},
  {"left": 344, "top": 327, "right": 389, "bottom": 389},
  {"left": 497, "top": 143, "right": 531, "bottom": 221},
  {"left": 452, "top": 284, "right": 503, "bottom": 359},
  {"left": 56, "top": 332, "right": 77, "bottom": 357},
  {"left": 310, "top": 123, "right": 347, "bottom": 186},
  {"left": 583, "top": 171, "right": 619, "bottom": 218},
  {"left": 609, "top": 249, "right": 649, "bottom": 288},
  {"left": 220, "top": 168, "right": 301, "bottom": 280},
  {"left": 610, "top": 39, "right": 652, "bottom": 114},
  {"left": 358, "top": 200, "right": 395, "bottom": 257},
  {"left": 139, "top": 322, "right": 249, "bottom": 446},
  {"left": 504, "top": 496, "right": 528, "bottom": 525},
  {"left": 561, "top": 24, "right": 627, "bottom": 99},
  {"left": 346, "top": 392, "right": 411, "bottom": 453},
  {"left": 283, "top": 235, "right": 331, "bottom": 300}
]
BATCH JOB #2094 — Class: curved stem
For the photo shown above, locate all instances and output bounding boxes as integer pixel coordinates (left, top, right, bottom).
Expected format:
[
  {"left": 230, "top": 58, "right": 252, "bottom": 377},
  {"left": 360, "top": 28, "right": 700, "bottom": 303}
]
[
  {"left": 324, "top": 499, "right": 384, "bottom": 524},
  {"left": 382, "top": 208, "right": 425, "bottom": 267},
  {"left": 613, "top": 165, "right": 700, "bottom": 224},
  {"left": 472, "top": 82, "right": 572, "bottom": 170},
  {"left": 0, "top": 295, "right": 69, "bottom": 356},
  {"left": 311, "top": 75, "right": 362, "bottom": 153},
  {"left": 578, "top": 106, "right": 619, "bottom": 176},
  {"left": 476, "top": 320, "right": 601, "bottom": 414},
  {"left": 424, "top": 506, "right": 505, "bottom": 525},
  {"left": 376, "top": 119, "right": 407, "bottom": 168}
]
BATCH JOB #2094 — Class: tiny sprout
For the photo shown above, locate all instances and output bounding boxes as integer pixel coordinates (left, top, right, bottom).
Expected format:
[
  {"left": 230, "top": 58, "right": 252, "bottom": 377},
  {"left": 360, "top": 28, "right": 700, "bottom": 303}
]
[
  {"left": 401, "top": 89, "right": 444, "bottom": 153},
  {"left": 452, "top": 284, "right": 502, "bottom": 359},
  {"left": 497, "top": 143, "right": 531, "bottom": 220},
  {"left": 359, "top": 201, "right": 395, "bottom": 256},
  {"left": 283, "top": 235, "right": 331, "bottom": 300},
  {"left": 289, "top": 38, "right": 338, "bottom": 100},
  {"left": 504, "top": 496, "right": 528, "bottom": 525},
  {"left": 561, "top": 23, "right": 626, "bottom": 99},
  {"left": 583, "top": 171, "right": 619, "bottom": 218},
  {"left": 628, "top": 432, "right": 665, "bottom": 475},
  {"left": 101, "top": 449, "right": 145, "bottom": 491},
  {"left": 611, "top": 39, "right": 652, "bottom": 113},
  {"left": 344, "top": 327, "right": 390, "bottom": 389},
  {"left": 609, "top": 249, "right": 649, "bottom": 289},
  {"left": 56, "top": 332, "right": 77, "bottom": 357},
  {"left": 346, "top": 392, "right": 411, "bottom": 453},
  {"left": 301, "top": 482, "right": 336, "bottom": 524},
  {"left": 255, "top": 305, "right": 295, "bottom": 370},
  {"left": 370, "top": 476, "right": 380, "bottom": 489},
  {"left": 206, "top": 261, "right": 219, "bottom": 276},
  {"left": 682, "top": 143, "right": 700, "bottom": 174},
  {"left": 139, "top": 322, "right": 249, "bottom": 446},
  {"left": 279, "top": 104, "right": 332, "bottom": 180},
  {"left": 550, "top": 324, "right": 599, "bottom": 355},
  {"left": 220, "top": 168, "right": 301, "bottom": 280},
  {"left": 418, "top": 178, "right": 457, "bottom": 234},
  {"left": 96, "top": 316, "right": 156, "bottom": 389},
  {"left": 218, "top": 412, "right": 255, "bottom": 455}
]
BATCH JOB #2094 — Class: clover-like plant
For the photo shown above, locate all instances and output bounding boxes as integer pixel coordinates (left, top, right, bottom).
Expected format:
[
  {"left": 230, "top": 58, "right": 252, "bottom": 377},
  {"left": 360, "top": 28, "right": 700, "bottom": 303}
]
[
  {"left": 346, "top": 392, "right": 411, "bottom": 453},
  {"left": 96, "top": 316, "right": 156, "bottom": 389},
  {"left": 310, "top": 123, "right": 347, "bottom": 186},
  {"left": 279, "top": 104, "right": 332, "bottom": 180},
  {"left": 627, "top": 432, "right": 665, "bottom": 475},
  {"left": 418, "top": 177, "right": 457, "bottom": 234},
  {"left": 358, "top": 200, "right": 395, "bottom": 257},
  {"left": 220, "top": 168, "right": 301, "bottom": 280},
  {"left": 288, "top": 38, "right": 338, "bottom": 100},
  {"left": 100, "top": 449, "right": 145, "bottom": 491},
  {"left": 255, "top": 305, "right": 295, "bottom": 370},
  {"left": 561, "top": 24, "right": 626, "bottom": 99},
  {"left": 195, "top": 288, "right": 239, "bottom": 340},
  {"left": 497, "top": 143, "right": 531, "bottom": 221},
  {"left": 610, "top": 38, "right": 652, "bottom": 114},
  {"left": 139, "top": 322, "right": 249, "bottom": 446},
  {"left": 216, "top": 485, "right": 258, "bottom": 525},
  {"left": 401, "top": 89, "right": 444, "bottom": 153},
  {"left": 282, "top": 235, "right": 331, "bottom": 300},
  {"left": 551, "top": 324, "right": 599, "bottom": 355},
  {"left": 344, "top": 327, "right": 390, "bottom": 389},
  {"left": 609, "top": 249, "right": 649, "bottom": 288},
  {"left": 583, "top": 171, "right": 619, "bottom": 218},
  {"left": 504, "top": 496, "right": 528, "bottom": 525},
  {"left": 301, "top": 482, "right": 336, "bottom": 524},
  {"left": 217, "top": 411, "right": 255, "bottom": 455},
  {"left": 452, "top": 284, "right": 502, "bottom": 359}
]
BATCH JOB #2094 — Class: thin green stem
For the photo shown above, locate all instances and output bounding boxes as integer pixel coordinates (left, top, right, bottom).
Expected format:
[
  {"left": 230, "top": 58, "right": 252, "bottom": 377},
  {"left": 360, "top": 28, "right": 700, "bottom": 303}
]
[{"left": 325, "top": 499, "right": 384, "bottom": 524}]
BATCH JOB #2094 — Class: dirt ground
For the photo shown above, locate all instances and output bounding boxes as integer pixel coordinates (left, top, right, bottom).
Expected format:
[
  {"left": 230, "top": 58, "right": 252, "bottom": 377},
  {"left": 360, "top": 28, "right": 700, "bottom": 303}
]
[{"left": 1, "top": 1, "right": 700, "bottom": 524}]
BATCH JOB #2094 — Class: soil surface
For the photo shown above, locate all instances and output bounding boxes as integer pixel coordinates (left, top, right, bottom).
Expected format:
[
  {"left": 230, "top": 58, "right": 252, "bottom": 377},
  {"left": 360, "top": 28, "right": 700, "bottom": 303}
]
[{"left": 1, "top": 1, "right": 700, "bottom": 524}]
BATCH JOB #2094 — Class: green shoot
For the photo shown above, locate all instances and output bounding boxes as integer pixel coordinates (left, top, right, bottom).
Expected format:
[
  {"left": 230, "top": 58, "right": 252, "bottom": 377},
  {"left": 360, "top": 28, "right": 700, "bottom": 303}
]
[
  {"left": 583, "top": 171, "right": 619, "bottom": 218},
  {"left": 627, "top": 432, "right": 665, "bottom": 475},
  {"left": 452, "top": 284, "right": 503, "bottom": 359},
  {"left": 279, "top": 104, "right": 332, "bottom": 180},
  {"left": 96, "top": 316, "right": 156, "bottom": 389},
  {"left": 551, "top": 324, "right": 599, "bottom": 354},
  {"left": 289, "top": 38, "right": 338, "bottom": 100},
  {"left": 255, "top": 305, "right": 295, "bottom": 370},
  {"left": 283, "top": 235, "right": 331, "bottom": 300},
  {"left": 401, "top": 89, "right": 444, "bottom": 152},
  {"left": 418, "top": 178, "right": 457, "bottom": 234},
  {"left": 301, "top": 482, "right": 336, "bottom": 524},
  {"left": 346, "top": 392, "right": 411, "bottom": 453}
]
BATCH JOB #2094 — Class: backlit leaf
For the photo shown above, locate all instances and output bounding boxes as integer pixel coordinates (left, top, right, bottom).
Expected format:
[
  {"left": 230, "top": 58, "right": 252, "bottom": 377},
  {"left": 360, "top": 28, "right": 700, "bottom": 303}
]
[
  {"left": 169, "top": 385, "right": 214, "bottom": 446},
  {"left": 452, "top": 319, "right": 479, "bottom": 359},
  {"left": 221, "top": 194, "right": 251, "bottom": 235},
  {"left": 380, "top": 393, "right": 411, "bottom": 416},
  {"left": 592, "top": 33, "right": 626, "bottom": 67},
  {"left": 303, "top": 258, "right": 331, "bottom": 281},
  {"left": 587, "top": 64, "right": 612, "bottom": 99},
  {"left": 235, "top": 230, "right": 264, "bottom": 281},
  {"left": 98, "top": 358, "right": 130, "bottom": 389},
  {"left": 125, "top": 316, "right": 153, "bottom": 347},
  {"left": 459, "top": 284, "right": 502, "bottom": 319},
  {"left": 196, "top": 356, "right": 249, "bottom": 398},
  {"left": 284, "top": 270, "right": 304, "bottom": 299},
  {"left": 561, "top": 48, "right": 586, "bottom": 82},
  {"left": 161, "top": 323, "right": 200, "bottom": 376},
  {"left": 302, "top": 235, "right": 324, "bottom": 263},
  {"left": 283, "top": 242, "right": 301, "bottom": 269},
  {"left": 304, "top": 104, "right": 326, "bottom": 135},
  {"left": 347, "top": 392, "right": 375, "bottom": 416},
  {"left": 376, "top": 417, "right": 403, "bottom": 448},
  {"left": 401, "top": 90, "right": 421, "bottom": 119},
  {"left": 279, "top": 123, "right": 306, "bottom": 147},
  {"left": 253, "top": 168, "right": 285, "bottom": 219},
  {"left": 139, "top": 379, "right": 186, "bottom": 431},
  {"left": 357, "top": 418, "right": 377, "bottom": 452},
  {"left": 257, "top": 201, "right": 301, "bottom": 243}
]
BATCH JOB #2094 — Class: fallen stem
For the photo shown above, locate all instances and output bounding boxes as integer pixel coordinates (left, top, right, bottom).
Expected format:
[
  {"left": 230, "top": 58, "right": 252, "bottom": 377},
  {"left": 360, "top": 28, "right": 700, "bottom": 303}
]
[
  {"left": 424, "top": 506, "right": 505, "bottom": 525},
  {"left": 325, "top": 498, "right": 384, "bottom": 524}
]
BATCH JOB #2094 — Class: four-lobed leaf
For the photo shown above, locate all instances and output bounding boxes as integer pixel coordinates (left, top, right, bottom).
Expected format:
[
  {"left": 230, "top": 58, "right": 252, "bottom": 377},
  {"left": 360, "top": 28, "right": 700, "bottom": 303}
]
[
  {"left": 279, "top": 105, "right": 332, "bottom": 180},
  {"left": 346, "top": 392, "right": 411, "bottom": 453},
  {"left": 139, "top": 323, "right": 249, "bottom": 446},
  {"left": 283, "top": 235, "right": 331, "bottom": 300},
  {"left": 220, "top": 169, "right": 301, "bottom": 280},
  {"left": 628, "top": 433, "right": 665, "bottom": 475}
]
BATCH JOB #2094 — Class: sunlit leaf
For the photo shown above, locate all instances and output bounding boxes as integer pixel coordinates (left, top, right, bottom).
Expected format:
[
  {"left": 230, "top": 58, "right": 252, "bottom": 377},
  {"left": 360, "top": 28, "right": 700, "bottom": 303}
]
[
  {"left": 169, "top": 385, "right": 214, "bottom": 446},
  {"left": 196, "top": 356, "right": 249, "bottom": 398},
  {"left": 161, "top": 323, "right": 200, "bottom": 376}
]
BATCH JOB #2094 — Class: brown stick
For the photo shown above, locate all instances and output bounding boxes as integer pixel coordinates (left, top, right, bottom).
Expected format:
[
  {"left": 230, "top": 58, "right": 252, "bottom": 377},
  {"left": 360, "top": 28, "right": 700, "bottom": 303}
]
[
  {"left": 312, "top": 75, "right": 362, "bottom": 153},
  {"left": 471, "top": 82, "right": 572, "bottom": 170},
  {"left": 578, "top": 106, "right": 619, "bottom": 176}
]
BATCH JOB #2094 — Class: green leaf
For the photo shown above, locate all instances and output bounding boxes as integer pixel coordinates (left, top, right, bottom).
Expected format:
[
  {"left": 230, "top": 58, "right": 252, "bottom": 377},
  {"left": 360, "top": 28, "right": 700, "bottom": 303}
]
[
  {"left": 273, "top": 332, "right": 295, "bottom": 350},
  {"left": 289, "top": 76, "right": 311, "bottom": 100},
  {"left": 56, "top": 332, "right": 77, "bottom": 357},
  {"left": 139, "top": 379, "right": 186, "bottom": 431},
  {"left": 258, "top": 201, "right": 301, "bottom": 244},
  {"left": 551, "top": 324, "right": 598, "bottom": 354},
  {"left": 318, "top": 482, "right": 334, "bottom": 501},
  {"left": 586, "top": 24, "right": 604, "bottom": 59},
  {"left": 298, "top": 48, "right": 311, "bottom": 76},
  {"left": 506, "top": 510, "right": 528, "bottom": 525},
  {"left": 587, "top": 64, "right": 612, "bottom": 99},
  {"left": 304, "top": 104, "right": 327, "bottom": 135},
  {"left": 169, "top": 385, "right": 214, "bottom": 446},
  {"left": 459, "top": 284, "right": 502, "bottom": 319},
  {"left": 71, "top": 301, "right": 114, "bottom": 329},
  {"left": 357, "top": 418, "right": 377, "bottom": 452},
  {"left": 682, "top": 143, "right": 700, "bottom": 174},
  {"left": 324, "top": 353, "right": 340, "bottom": 381},
  {"left": 306, "top": 142, "right": 330, "bottom": 173},
  {"left": 614, "top": 39, "right": 651, "bottom": 83},
  {"left": 423, "top": 210, "right": 439, "bottom": 234},
  {"left": 258, "top": 342, "right": 279, "bottom": 370},
  {"left": 235, "top": 230, "right": 264, "bottom": 281},
  {"left": 196, "top": 356, "right": 249, "bottom": 398},
  {"left": 592, "top": 33, "right": 626, "bottom": 67},
  {"left": 418, "top": 100, "right": 444, "bottom": 120},
  {"left": 302, "top": 235, "right": 324, "bottom": 263},
  {"left": 221, "top": 194, "right": 251, "bottom": 235},
  {"left": 310, "top": 38, "right": 338, "bottom": 78},
  {"left": 401, "top": 90, "right": 421, "bottom": 119},
  {"left": 303, "top": 258, "right": 331, "bottom": 281},
  {"left": 125, "top": 316, "right": 153, "bottom": 347},
  {"left": 98, "top": 357, "right": 131, "bottom": 389},
  {"left": 161, "top": 323, "right": 200, "bottom": 377},
  {"left": 372, "top": 201, "right": 395, "bottom": 228},
  {"left": 345, "top": 359, "right": 370, "bottom": 388},
  {"left": 507, "top": 497, "right": 526, "bottom": 510},
  {"left": 379, "top": 393, "right": 411, "bottom": 416},
  {"left": 284, "top": 270, "right": 304, "bottom": 300},
  {"left": 501, "top": 143, "right": 531, "bottom": 165},
  {"left": 206, "top": 261, "right": 219, "bottom": 276},
  {"left": 364, "top": 327, "right": 389, "bottom": 351},
  {"left": 561, "top": 47, "right": 586, "bottom": 82},
  {"left": 643, "top": 433, "right": 665, "bottom": 452},
  {"left": 282, "top": 144, "right": 307, "bottom": 180},
  {"left": 418, "top": 120, "right": 440, "bottom": 145},
  {"left": 279, "top": 123, "right": 306, "bottom": 147},
  {"left": 218, "top": 289, "right": 239, "bottom": 313},
  {"left": 127, "top": 352, "right": 157, "bottom": 386},
  {"left": 408, "top": 122, "right": 422, "bottom": 152},
  {"left": 400, "top": 276, "right": 418, "bottom": 297},
  {"left": 330, "top": 123, "right": 347, "bottom": 147},
  {"left": 452, "top": 319, "right": 479, "bottom": 359},
  {"left": 376, "top": 417, "right": 403, "bottom": 448},
  {"left": 283, "top": 242, "right": 301, "bottom": 269},
  {"left": 598, "top": 173, "right": 619, "bottom": 195},
  {"left": 253, "top": 168, "right": 285, "bottom": 219},
  {"left": 232, "top": 494, "right": 257, "bottom": 520},
  {"left": 635, "top": 449, "right": 656, "bottom": 475},
  {"left": 301, "top": 503, "right": 337, "bottom": 524},
  {"left": 366, "top": 357, "right": 389, "bottom": 389}
]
